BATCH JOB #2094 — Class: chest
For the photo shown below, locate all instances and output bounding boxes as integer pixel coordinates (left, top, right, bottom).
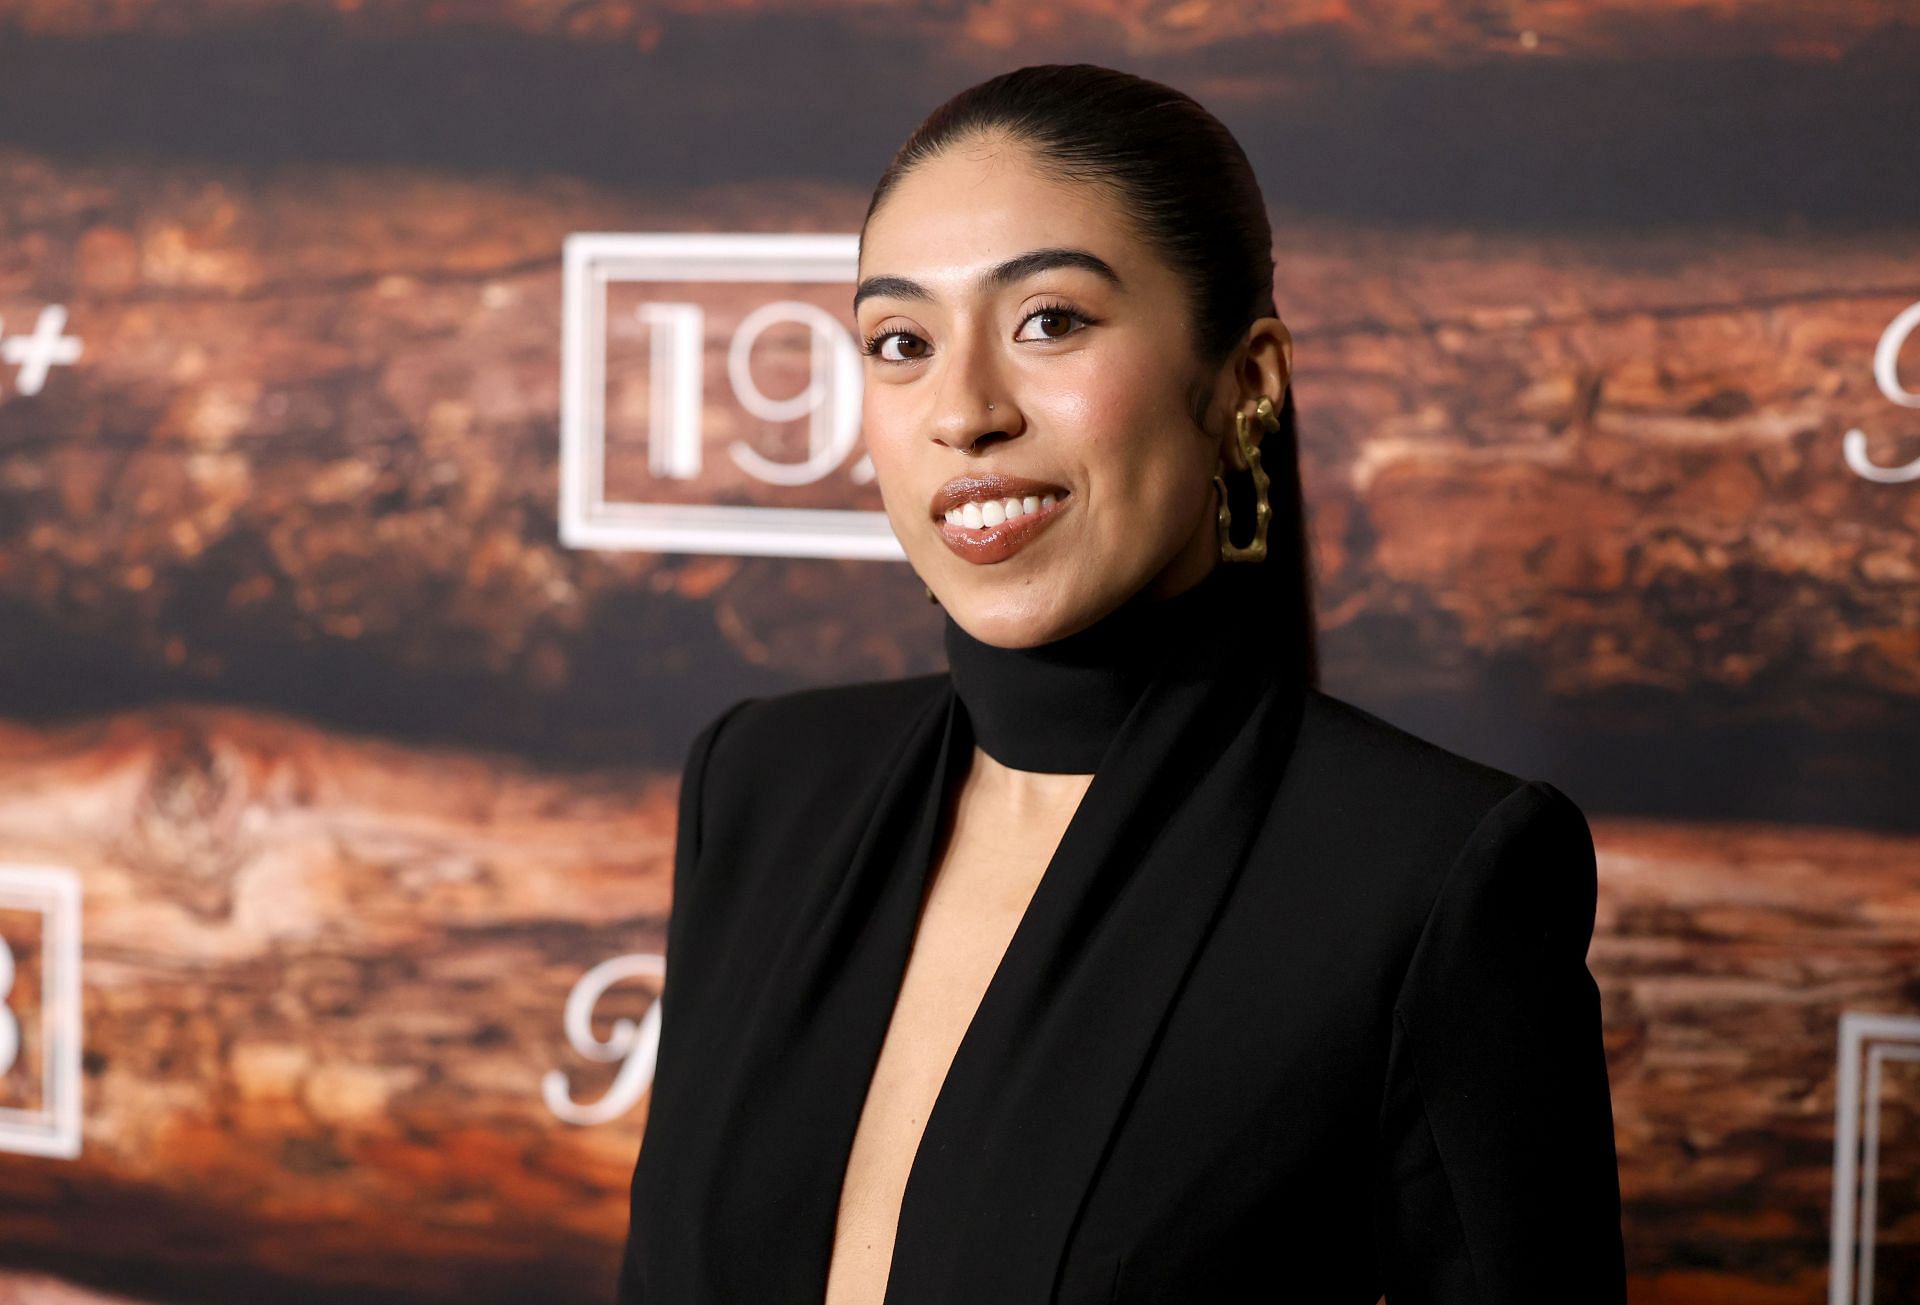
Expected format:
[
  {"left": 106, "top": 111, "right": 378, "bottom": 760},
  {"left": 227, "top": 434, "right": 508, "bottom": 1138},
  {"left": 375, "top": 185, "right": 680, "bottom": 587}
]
[
  {"left": 822, "top": 768, "right": 1091, "bottom": 1304},
  {"left": 637, "top": 688, "right": 1419, "bottom": 1304}
]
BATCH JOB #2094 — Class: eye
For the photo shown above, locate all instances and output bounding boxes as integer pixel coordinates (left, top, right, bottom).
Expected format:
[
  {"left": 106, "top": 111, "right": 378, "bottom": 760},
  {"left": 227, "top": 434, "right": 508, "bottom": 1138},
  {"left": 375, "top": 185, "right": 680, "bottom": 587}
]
[
  {"left": 860, "top": 327, "right": 929, "bottom": 363},
  {"left": 1014, "top": 300, "right": 1094, "bottom": 343}
]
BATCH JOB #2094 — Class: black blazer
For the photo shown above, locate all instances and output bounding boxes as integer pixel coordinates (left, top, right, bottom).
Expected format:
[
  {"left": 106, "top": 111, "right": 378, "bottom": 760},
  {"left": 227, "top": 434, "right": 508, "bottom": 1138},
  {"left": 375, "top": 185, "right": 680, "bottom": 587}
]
[{"left": 621, "top": 673, "right": 1627, "bottom": 1304}]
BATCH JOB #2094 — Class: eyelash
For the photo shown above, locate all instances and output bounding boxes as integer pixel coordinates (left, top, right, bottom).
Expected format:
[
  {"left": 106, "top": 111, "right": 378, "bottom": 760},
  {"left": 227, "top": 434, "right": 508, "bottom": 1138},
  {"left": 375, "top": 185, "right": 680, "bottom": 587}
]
[{"left": 859, "top": 300, "right": 1096, "bottom": 360}]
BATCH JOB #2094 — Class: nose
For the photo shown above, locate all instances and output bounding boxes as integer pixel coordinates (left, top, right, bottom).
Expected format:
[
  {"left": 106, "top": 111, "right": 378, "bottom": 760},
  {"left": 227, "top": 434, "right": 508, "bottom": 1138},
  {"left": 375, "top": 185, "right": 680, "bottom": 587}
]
[{"left": 928, "top": 325, "right": 1020, "bottom": 455}]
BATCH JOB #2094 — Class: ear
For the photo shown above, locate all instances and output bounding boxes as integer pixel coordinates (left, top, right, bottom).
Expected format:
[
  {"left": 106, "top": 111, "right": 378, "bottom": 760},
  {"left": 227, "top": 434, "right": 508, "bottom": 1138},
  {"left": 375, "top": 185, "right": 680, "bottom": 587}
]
[{"left": 1221, "top": 316, "right": 1293, "bottom": 470}]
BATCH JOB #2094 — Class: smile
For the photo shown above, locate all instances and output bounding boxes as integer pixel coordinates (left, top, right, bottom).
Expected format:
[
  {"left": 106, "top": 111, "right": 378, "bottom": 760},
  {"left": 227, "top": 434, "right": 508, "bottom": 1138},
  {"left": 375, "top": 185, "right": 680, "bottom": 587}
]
[{"left": 935, "top": 490, "right": 1072, "bottom": 565}]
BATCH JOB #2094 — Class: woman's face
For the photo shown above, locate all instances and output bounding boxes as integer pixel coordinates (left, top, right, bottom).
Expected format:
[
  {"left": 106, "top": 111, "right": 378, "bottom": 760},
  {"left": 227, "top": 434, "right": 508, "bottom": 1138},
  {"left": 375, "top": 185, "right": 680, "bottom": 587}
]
[{"left": 855, "top": 137, "right": 1234, "bottom": 649}]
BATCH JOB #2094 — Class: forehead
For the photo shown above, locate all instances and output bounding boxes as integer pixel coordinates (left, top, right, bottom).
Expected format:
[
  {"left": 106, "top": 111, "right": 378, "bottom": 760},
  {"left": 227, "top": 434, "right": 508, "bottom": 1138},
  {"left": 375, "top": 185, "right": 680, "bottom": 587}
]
[{"left": 858, "top": 138, "right": 1158, "bottom": 290}]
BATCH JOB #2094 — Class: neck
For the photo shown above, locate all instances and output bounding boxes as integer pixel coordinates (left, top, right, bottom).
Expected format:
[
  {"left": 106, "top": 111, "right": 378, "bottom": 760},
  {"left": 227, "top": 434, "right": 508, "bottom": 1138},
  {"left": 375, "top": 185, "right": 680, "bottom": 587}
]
[{"left": 942, "top": 561, "right": 1285, "bottom": 774}]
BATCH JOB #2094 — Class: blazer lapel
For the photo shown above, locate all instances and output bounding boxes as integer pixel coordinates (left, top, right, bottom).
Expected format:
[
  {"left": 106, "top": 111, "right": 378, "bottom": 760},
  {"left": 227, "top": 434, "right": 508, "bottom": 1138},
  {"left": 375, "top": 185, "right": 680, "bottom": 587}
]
[
  {"left": 674, "top": 681, "right": 960, "bottom": 1302},
  {"left": 885, "top": 654, "right": 1309, "bottom": 1303},
  {"left": 653, "top": 574, "right": 1309, "bottom": 1305}
]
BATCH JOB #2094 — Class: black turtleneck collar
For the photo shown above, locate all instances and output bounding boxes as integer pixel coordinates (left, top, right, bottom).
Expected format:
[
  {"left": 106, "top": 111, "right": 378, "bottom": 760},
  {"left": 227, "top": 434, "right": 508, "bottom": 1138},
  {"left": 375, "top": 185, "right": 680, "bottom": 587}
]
[{"left": 942, "top": 561, "right": 1288, "bottom": 773}]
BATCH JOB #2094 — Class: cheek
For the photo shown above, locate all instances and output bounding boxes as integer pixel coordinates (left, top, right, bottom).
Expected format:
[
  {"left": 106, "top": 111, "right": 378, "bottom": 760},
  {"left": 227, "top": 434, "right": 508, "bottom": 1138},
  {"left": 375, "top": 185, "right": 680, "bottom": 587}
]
[
  {"left": 1028, "top": 348, "right": 1161, "bottom": 431},
  {"left": 1032, "top": 360, "right": 1206, "bottom": 512},
  {"left": 861, "top": 389, "right": 915, "bottom": 481},
  {"left": 861, "top": 389, "right": 937, "bottom": 545}
]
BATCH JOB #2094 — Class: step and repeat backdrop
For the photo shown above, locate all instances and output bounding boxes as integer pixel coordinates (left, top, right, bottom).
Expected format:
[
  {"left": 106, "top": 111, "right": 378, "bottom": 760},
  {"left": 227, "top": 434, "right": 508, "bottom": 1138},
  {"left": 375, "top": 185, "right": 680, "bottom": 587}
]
[{"left": 0, "top": 3, "right": 1916, "bottom": 1302}]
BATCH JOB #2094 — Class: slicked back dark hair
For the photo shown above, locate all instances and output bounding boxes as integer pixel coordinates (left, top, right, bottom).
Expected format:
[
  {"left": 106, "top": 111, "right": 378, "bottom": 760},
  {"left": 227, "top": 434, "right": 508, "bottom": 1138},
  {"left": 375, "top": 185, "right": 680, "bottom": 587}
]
[{"left": 861, "top": 62, "right": 1318, "bottom": 687}]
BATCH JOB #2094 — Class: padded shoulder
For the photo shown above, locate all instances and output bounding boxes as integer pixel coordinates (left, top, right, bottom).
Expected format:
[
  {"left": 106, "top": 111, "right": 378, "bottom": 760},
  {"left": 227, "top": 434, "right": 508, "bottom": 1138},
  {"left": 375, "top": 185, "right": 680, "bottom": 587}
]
[
  {"left": 722, "top": 671, "right": 949, "bottom": 738},
  {"left": 694, "top": 671, "right": 949, "bottom": 840},
  {"left": 708, "top": 670, "right": 947, "bottom": 774},
  {"left": 1279, "top": 688, "right": 1546, "bottom": 960},
  {"left": 1294, "top": 687, "right": 1527, "bottom": 828}
]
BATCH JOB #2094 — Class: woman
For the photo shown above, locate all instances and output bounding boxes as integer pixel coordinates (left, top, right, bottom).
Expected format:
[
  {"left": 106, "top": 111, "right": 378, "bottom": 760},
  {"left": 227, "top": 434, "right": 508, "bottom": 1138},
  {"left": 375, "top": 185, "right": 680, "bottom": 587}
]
[{"left": 620, "top": 64, "right": 1626, "bottom": 1305}]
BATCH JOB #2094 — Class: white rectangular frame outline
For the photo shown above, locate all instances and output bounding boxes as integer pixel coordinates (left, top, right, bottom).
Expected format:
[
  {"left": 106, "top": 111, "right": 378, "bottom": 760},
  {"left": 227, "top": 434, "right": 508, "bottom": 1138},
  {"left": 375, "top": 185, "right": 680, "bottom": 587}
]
[
  {"left": 558, "top": 232, "right": 906, "bottom": 560},
  {"left": 1829, "top": 1009, "right": 1920, "bottom": 1305},
  {"left": 0, "top": 862, "right": 82, "bottom": 1159}
]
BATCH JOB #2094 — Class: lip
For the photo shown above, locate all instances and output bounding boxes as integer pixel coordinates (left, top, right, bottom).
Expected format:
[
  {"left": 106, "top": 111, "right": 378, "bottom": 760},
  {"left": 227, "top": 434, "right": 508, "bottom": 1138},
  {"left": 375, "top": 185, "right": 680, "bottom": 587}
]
[
  {"left": 933, "top": 480, "right": 1073, "bottom": 566},
  {"left": 929, "top": 473, "right": 1072, "bottom": 520}
]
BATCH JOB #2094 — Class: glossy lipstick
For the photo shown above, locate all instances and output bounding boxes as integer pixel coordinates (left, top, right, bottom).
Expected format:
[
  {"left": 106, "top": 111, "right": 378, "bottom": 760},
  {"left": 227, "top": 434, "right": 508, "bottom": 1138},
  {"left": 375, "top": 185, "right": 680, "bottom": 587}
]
[{"left": 930, "top": 473, "right": 1072, "bottom": 565}]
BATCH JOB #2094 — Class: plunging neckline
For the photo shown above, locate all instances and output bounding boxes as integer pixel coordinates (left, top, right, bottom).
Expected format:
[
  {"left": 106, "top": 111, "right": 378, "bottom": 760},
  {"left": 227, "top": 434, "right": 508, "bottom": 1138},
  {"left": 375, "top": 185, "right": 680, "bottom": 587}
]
[
  {"left": 636, "top": 561, "right": 1311, "bottom": 1304},
  {"left": 823, "top": 692, "right": 1105, "bottom": 1304}
]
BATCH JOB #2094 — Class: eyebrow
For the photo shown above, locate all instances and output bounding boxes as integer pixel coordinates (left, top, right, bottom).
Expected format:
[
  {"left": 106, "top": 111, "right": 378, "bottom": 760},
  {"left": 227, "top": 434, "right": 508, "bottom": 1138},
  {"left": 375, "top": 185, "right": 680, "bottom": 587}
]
[{"left": 852, "top": 246, "right": 1123, "bottom": 313}]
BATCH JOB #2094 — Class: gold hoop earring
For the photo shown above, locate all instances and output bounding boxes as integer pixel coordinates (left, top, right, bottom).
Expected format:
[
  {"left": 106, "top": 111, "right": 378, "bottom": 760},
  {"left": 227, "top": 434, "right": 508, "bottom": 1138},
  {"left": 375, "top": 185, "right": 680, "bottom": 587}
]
[{"left": 1213, "top": 395, "right": 1279, "bottom": 563}]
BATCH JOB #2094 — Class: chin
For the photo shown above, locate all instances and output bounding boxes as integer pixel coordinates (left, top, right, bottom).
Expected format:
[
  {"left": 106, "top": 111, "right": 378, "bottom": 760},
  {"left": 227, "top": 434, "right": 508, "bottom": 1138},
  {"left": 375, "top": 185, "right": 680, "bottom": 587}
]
[
  {"left": 942, "top": 583, "right": 1103, "bottom": 650},
  {"left": 951, "top": 613, "right": 1053, "bottom": 650}
]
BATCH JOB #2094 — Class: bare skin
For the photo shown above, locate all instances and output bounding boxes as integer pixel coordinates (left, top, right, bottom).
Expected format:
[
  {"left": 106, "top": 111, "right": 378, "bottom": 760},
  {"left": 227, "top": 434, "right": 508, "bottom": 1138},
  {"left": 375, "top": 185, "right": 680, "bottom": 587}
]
[
  {"left": 819, "top": 131, "right": 1293, "bottom": 1303},
  {"left": 854, "top": 132, "right": 1291, "bottom": 649},
  {"left": 821, "top": 748, "right": 1093, "bottom": 1305}
]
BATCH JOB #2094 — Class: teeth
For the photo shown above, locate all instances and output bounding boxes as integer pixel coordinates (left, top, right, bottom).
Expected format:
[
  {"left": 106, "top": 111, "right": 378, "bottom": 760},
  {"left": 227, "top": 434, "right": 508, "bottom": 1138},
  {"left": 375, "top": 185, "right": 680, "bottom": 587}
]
[{"left": 944, "top": 491, "right": 1063, "bottom": 530}]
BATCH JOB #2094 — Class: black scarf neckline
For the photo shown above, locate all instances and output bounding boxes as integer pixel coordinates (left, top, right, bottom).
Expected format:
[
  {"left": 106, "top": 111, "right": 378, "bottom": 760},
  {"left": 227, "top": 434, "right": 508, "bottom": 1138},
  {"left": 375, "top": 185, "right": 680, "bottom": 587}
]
[
  {"left": 943, "top": 559, "right": 1281, "bottom": 773},
  {"left": 632, "top": 556, "right": 1313, "bottom": 1304}
]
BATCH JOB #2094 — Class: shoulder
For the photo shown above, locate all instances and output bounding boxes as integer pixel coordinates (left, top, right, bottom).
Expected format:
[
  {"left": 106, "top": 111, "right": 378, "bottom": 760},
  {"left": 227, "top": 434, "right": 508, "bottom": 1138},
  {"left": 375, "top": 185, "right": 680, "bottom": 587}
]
[
  {"left": 663, "top": 674, "right": 950, "bottom": 985},
  {"left": 1282, "top": 687, "right": 1595, "bottom": 971},
  {"left": 1288, "top": 686, "right": 1534, "bottom": 849},
  {"left": 694, "top": 671, "right": 948, "bottom": 779},
  {"left": 1292, "top": 686, "right": 1592, "bottom": 858},
  {"left": 728, "top": 672, "right": 949, "bottom": 738},
  {"left": 680, "top": 671, "right": 949, "bottom": 832}
]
